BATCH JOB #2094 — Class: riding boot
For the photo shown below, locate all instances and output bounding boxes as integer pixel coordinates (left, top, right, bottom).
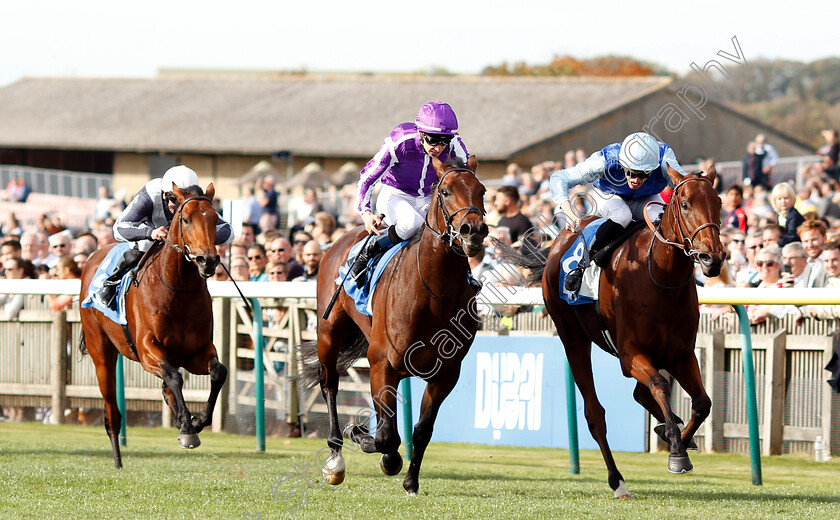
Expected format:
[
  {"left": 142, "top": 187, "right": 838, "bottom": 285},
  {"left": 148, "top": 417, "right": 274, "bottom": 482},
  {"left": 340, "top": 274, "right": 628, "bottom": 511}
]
[
  {"left": 99, "top": 247, "right": 143, "bottom": 306},
  {"left": 350, "top": 226, "right": 401, "bottom": 287},
  {"left": 564, "top": 220, "right": 625, "bottom": 293}
]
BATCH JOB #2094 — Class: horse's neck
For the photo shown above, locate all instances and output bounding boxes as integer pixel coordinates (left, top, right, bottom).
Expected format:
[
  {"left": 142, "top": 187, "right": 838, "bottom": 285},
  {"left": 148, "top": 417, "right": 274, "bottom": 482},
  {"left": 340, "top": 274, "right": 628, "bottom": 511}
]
[
  {"left": 417, "top": 223, "right": 468, "bottom": 294},
  {"left": 651, "top": 208, "right": 693, "bottom": 278},
  {"left": 155, "top": 243, "right": 202, "bottom": 291}
]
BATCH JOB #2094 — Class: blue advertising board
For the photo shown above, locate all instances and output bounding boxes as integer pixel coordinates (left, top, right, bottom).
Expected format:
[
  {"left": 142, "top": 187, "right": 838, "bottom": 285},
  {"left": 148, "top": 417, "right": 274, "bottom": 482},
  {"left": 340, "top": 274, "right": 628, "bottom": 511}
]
[{"left": 393, "top": 335, "right": 646, "bottom": 453}]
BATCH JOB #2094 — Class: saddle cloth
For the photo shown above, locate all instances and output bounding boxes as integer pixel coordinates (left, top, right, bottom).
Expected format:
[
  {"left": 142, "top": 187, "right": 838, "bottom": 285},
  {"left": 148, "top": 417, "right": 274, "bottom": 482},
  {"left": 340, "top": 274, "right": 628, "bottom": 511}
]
[
  {"left": 558, "top": 218, "right": 605, "bottom": 306},
  {"left": 80, "top": 242, "right": 135, "bottom": 325},
  {"left": 335, "top": 238, "right": 410, "bottom": 317}
]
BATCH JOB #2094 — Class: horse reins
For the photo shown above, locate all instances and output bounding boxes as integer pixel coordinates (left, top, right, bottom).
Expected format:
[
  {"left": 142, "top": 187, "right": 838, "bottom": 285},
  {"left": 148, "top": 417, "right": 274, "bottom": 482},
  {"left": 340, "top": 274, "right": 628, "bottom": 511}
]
[
  {"left": 417, "top": 167, "right": 484, "bottom": 299},
  {"left": 643, "top": 176, "right": 720, "bottom": 290}
]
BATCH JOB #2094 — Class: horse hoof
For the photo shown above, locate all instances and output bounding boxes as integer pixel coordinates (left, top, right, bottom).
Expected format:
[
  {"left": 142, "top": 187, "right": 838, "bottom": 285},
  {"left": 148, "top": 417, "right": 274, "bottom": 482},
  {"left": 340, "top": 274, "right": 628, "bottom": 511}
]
[
  {"left": 322, "top": 454, "right": 346, "bottom": 485},
  {"left": 178, "top": 433, "right": 201, "bottom": 449},
  {"left": 380, "top": 453, "right": 403, "bottom": 476},
  {"left": 668, "top": 454, "right": 693, "bottom": 474},
  {"left": 614, "top": 480, "right": 631, "bottom": 499}
]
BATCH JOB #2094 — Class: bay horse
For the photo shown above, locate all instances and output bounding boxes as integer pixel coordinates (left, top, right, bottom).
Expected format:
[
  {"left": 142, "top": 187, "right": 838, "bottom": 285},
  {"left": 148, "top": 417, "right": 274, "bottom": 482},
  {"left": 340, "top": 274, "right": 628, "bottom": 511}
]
[
  {"left": 505, "top": 166, "right": 723, "bottom": 498},
  {"left": 299, "top": 156, "right": 487, "bottom": 495},
  {"left": 79, "top": 184, "right": 227, "bottom": 468}
]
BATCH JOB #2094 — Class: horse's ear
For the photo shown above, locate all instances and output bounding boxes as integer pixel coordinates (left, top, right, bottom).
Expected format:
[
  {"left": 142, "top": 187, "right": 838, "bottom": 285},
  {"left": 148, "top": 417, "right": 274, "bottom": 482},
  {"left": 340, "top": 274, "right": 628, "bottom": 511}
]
[
  {"left": 172, "top": 185, "right": 187, "bottom": 200},
  {"left": 467, "top": 155, "right": 479, "bottom": 173},
  {"left": 666, "top": 164, "right": 683, "bottom": 186},
  {"left": 704, "top": 165, "right": 717, "bottom": 184},
  {"left": 205, "top": 183, "right": 215, "bottom": 200},
  {"left": 431, "top": 155, "right": 446, "bottom": 179}
]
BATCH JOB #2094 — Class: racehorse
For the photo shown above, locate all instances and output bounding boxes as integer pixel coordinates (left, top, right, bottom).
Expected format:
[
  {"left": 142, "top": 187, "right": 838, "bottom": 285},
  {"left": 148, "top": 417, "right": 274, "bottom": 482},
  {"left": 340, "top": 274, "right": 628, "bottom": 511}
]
[
  {"left": 299, "top": 156, "right": 487, "bottom": 495},
  {"left": 79, "top": 184, "right": 227, "bottom": 468},
  {"left": 504, "top": 166, "right": 723, "bottom": 498}
]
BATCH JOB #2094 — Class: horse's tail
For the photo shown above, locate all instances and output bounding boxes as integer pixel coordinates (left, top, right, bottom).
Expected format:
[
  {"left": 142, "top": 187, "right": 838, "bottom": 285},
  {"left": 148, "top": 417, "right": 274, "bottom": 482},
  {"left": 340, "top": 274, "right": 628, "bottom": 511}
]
[
  {"left": 491, "top": 237, "right": 548, "bottom": 287},
  {"left": 297, "top": 330, "right": 369, "bottom": 390},
  {"left": 78, "top": 329, "right": 88, "bottom": 357}
]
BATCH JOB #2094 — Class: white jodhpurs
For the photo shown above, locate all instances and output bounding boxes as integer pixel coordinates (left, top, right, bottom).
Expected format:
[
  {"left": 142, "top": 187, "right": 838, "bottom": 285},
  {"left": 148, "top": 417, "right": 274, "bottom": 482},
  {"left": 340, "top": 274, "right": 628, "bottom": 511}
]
[
  {"left": 590, "top": 187, "right": 665, "bottom": 227},
  {"left": 375, "top": 184, "right": 432, "bottom": 240}
]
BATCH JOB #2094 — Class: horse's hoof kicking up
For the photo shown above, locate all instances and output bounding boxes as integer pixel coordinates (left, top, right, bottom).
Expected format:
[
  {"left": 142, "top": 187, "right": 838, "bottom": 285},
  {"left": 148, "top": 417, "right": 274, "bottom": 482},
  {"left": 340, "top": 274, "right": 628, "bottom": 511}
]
[
  {"left": 178, "top": 433, "right": 201, "bottom": 449},
  {"left": 668, "top": 454, "right": 693, "bottom": 474}
]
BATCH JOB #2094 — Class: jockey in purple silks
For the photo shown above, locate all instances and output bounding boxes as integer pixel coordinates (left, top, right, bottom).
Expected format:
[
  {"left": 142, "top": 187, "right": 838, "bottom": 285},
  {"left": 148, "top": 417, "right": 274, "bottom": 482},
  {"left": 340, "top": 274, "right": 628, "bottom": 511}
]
[{"left": 350, "top": 102, "right": 475, "bottom": 286}]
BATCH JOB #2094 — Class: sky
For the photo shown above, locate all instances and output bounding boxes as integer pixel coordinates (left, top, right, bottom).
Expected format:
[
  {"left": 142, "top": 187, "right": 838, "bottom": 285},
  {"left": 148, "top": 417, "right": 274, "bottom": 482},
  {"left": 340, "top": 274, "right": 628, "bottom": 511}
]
[{"left": 0, "top": 0, "right": 836, "bottom": 87}]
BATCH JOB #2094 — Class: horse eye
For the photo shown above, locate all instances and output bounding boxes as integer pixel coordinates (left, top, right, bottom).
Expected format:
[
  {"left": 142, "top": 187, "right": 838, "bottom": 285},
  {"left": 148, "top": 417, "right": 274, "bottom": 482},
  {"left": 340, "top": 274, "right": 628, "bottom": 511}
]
[
  {"left": 681, "top": 201, "right": 689, "bottom": 211},
  {"left": 441, "top": 189, "right": 450, "bottom": 197},
  {"left": 181, "top": 217, "right": 190, "bottom": 224}
]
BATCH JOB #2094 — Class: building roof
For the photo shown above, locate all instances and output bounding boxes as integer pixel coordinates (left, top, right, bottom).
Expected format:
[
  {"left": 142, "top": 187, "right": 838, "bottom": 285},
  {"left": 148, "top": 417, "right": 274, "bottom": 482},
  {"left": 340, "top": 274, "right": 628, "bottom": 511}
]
[{"left": 0, "top": 75, "right": 673, "bottom": 161}]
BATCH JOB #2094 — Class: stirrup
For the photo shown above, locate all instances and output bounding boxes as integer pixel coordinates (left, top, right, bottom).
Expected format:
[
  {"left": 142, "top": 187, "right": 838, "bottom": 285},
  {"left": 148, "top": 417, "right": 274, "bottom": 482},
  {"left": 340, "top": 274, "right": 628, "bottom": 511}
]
[{"left": 564, "top": 266, "right": 585, "bottom": 293}]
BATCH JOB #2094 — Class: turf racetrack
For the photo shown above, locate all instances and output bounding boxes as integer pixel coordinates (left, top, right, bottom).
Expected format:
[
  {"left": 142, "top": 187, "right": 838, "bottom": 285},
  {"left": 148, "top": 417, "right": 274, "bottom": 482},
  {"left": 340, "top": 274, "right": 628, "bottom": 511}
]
[{"left": 1, "top": 423, "right": 838, "bottom": 519}]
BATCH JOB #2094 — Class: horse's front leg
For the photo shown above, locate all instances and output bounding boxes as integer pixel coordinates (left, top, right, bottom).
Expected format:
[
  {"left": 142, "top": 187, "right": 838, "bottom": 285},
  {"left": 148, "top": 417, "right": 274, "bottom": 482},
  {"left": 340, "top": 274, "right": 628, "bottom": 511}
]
[
  {"left": 624, "top": 347, "right": 692, "bottom": 474},
  {"left": 187, "top": 353, "right": 228, "bottom": 433},
  {"left": 402, "top": 371, "right": 458, "bottom": 496},
  {"left": 352, "top": 361, "right": 402, "bottom": 474},
  {"left": 153, "top": 359, "right": 200, "bottom": 449},
  {"left": 668, "top": 353, "right": 711, "bottom": 451}
]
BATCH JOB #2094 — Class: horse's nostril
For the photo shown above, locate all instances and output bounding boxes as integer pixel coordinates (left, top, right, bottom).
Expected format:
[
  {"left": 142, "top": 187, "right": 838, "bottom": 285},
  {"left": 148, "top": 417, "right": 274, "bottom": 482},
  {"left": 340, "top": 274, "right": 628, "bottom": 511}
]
[
  {"left": 479, "top": 223, "right": 489, "bottom": 236},
  {"left": 459, "top": 223, "right": 473, "bottom": 236},
  {"left": 699, "top": 253, "right": 713, "bottom": 264}
]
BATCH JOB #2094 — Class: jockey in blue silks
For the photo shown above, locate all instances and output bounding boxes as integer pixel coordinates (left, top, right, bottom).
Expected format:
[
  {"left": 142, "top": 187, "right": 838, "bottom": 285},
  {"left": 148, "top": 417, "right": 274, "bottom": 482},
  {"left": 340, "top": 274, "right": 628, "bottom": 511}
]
[
  {"left": 350, "top": 101, "right": 474, "bottom": 285},
  {"left": 549, "top": 132, "right": 688, "bottom": 293},
  {"left": 99, "top": 165, "right": 234, "bottom": 305}
]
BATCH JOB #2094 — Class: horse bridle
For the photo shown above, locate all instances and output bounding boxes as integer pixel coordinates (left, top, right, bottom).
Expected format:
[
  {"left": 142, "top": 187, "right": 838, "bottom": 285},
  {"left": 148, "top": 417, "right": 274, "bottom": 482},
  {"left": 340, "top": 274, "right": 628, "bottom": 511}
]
[
  {"left": 423, "top": 167, "right": 485, "bottom": 254},
  {"left": 166, "top": 195, "right": 214, "bottom": 262},
  {"left": 643, "top": 176, "right": 719, "bottom": 289},
  {"left": 417, "top": 167, "right": 485, "bottom": 299},
  {"left": 644, "top": 176, "right": 720, "bottom": 261}
]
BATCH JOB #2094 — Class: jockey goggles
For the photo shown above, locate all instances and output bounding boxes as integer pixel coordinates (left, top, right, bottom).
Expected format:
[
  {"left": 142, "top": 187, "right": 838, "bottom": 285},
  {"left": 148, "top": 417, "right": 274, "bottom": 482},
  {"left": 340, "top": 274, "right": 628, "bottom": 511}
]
[
  {"left": 421, "top": 132, "right": 453, "bottom": 147},
  {"left": 623, "top": 166, "right": 653, "bottom": 180}
]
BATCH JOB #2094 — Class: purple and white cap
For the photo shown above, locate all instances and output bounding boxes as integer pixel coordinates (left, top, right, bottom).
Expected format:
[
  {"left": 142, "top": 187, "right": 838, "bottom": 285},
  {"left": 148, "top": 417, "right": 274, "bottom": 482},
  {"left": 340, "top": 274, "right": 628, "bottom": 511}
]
[{"left": 415, "top": 101, "right": 459, "bottom": 135}]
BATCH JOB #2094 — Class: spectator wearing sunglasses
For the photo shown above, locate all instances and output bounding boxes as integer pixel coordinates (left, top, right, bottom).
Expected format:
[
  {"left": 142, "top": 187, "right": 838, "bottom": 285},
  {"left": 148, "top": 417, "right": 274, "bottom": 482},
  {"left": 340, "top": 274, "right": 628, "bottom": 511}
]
[
  {"left": 351, "top": 101, "right": 474, "bottom": 283},
  {"left": 747, "top": 246, "right": 801, "bottom": 324},
  {"left": 549, "top": 132, "right": 687, "bottom": 292},
  {"left": 268, "top": 237, "right": 304, "bottom": 280},
  {"left": 247, "top": 245, "right": 269, "bottom": 281},
  {"left": 101, "top": 165, "right": 234, "bottom": 305}
]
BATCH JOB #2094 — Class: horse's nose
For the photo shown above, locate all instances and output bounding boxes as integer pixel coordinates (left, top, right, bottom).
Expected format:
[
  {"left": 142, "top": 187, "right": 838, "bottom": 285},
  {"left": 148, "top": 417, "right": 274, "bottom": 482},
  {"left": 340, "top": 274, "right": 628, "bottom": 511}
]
[
  {"left": 698, "top": 252, "right": 713, "bottom": 266},
  {"left": 460, "top": 221, "right": 489, "bottom": 239},
  {"left": 196, "top": 255, "right": 220, "bottom": 269}
]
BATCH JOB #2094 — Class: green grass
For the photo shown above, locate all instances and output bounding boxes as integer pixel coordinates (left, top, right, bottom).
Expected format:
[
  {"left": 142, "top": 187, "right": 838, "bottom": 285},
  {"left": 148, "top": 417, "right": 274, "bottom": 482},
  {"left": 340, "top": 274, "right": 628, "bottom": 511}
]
[{"left": 1, "top": 423, "right": 839, "bottom": 519}]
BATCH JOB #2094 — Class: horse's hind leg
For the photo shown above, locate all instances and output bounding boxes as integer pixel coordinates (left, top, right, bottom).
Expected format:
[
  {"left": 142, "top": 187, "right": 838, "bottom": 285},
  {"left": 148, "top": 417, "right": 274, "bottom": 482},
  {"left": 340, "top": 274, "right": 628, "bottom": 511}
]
[
  {"left": 623, "top": 347, "right": 692, "bottom": 474},
  {"left": 402, "top": 373, "right": 458, "bottom": 496},
  {"left": 317, "top": 328, "right": 349, "bottom": 485},
  {"left": 88, "top": 336, "right": 123, "bottom": 468},
  {"left": 565, "top": 338, "right": 630, "bottom": 498}
]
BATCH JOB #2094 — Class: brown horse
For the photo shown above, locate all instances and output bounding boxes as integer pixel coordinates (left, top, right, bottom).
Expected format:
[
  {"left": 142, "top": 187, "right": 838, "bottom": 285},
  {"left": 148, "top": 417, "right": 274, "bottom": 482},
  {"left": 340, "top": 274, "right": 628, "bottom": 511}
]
[
  {"left": 505, "top": 166, "right": 724, "bottom": 498},
  {"left": 299, "top": 156, "right": 487, "bottom": 495},
  {"left": 79, "top": 184, "right": 227, "bottom": 468}
]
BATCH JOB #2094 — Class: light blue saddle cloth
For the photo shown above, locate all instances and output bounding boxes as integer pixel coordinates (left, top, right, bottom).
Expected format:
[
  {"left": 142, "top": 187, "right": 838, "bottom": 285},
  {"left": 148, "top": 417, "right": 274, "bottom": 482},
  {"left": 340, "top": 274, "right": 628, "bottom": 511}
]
[
  {"left": 80, "top": 242, "right": 135, "bottom": 325},
  {"left": 336, "top": 238, "right": 410, "bottom": 317}
]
